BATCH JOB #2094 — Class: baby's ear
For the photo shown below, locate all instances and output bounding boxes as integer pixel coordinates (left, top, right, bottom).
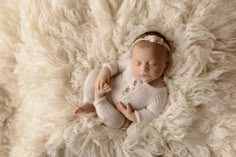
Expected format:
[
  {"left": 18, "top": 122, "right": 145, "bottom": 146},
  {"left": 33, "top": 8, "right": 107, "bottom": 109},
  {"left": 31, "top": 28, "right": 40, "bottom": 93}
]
[
  {"left": 165, "top": 50, "right": 171, "bottom": 63},
  {"left": 164, "top": 63, "right": 168, "bottom": 71},
  {"left": 164, "top": 57, "right": 169, "bottom": 71}
]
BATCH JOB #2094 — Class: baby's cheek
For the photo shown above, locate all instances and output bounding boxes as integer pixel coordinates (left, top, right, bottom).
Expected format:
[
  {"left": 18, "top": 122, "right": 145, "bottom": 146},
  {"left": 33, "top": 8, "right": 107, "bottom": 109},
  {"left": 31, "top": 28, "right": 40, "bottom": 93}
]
[
  {"left": 131, "top": 66, "right": 138, "bottom": 75},
  {"left": 133, "top": 73, "right": 139, "bottom": 79},
  {"left": 152, "top": 68, "right": 162, "bottom": 76}
]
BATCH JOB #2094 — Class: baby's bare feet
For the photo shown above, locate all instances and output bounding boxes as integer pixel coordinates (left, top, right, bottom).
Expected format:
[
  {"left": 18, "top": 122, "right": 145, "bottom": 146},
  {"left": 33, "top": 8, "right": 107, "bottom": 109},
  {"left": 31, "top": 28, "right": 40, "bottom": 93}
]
[{"left": 74, "top": 103, "right": 95, "bottom": 114}]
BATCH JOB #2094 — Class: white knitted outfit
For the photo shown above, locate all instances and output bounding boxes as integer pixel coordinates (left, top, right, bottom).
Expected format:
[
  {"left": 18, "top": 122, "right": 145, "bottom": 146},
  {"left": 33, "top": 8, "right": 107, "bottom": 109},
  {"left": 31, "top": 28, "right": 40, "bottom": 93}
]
[{"left": 83, "top": 59, "right": 168, "bottom": 128}]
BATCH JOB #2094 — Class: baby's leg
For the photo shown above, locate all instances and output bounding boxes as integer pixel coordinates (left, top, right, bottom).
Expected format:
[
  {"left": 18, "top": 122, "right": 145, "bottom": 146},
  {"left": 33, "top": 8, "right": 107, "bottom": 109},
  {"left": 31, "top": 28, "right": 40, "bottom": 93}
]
[
  {"left": 75, "top": 69, "right": 100, "bottom": 114},
  {"left": 94, "top": 99, "right": 126, "bottom": 128},
  {"left": 83, "top": 68, "right": 101, "bottom": 103}
]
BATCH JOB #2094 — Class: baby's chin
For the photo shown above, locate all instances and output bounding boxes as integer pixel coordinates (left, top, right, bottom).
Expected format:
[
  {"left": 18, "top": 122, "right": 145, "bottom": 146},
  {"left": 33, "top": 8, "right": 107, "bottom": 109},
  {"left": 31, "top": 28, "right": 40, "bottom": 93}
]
[
  {"left": 134, "top": 75, "right": 153, "bottom": 83},
  {"left": 140, "top": 77, "right": 152, "bottom": 83}
]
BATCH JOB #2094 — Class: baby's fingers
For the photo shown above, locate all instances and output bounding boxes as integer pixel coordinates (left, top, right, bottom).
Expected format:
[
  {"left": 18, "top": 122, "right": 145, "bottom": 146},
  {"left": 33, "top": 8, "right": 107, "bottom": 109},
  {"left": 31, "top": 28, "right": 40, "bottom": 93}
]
[
  {"left": 106, "top": 78, "right": 110, "bottom": 85},
  {"left": 127, "top": 103, "right": 133, "bottom": 113},
  {"left": 99, "top": 81, "right": 105, "bottom": 90},
  {"left": 103, "top": 84, "right": 111, "bottom": 92},
  {"left": 103, "top": 83, "right": 109, "bottom": 88},
  {"left": 95, "top": 80, "right": 101, "bottom": 90},
  {"left": 105, "top": 87, "right": 112, "bottom": 93}
]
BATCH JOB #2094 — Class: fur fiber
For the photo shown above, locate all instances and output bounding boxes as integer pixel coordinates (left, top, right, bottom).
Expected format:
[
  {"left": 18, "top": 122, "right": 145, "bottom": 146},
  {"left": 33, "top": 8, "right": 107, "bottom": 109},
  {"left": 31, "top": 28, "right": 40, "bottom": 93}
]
[{"left": 0, "top": 0, "right": 236, "bottom": 157}]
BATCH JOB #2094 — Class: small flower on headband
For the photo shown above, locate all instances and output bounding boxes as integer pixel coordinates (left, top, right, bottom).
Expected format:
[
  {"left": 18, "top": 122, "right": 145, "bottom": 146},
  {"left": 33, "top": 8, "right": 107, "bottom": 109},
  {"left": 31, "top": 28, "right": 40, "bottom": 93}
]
[
  {"left": 144, "top": 35, "right": 164, "bottom": 43},
  {"left": 131, "top": 35, "right": 170, "bottom": 51}
]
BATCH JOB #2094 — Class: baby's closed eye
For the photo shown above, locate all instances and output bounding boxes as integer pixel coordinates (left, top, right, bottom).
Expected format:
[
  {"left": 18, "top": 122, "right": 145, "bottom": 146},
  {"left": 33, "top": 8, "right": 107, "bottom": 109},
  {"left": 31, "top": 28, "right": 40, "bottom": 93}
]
[
  {"left": 149, "top": 62, "right": 158, "bottom": 66},
  {"left": 135, "top": 61, "right": 142, "bottom": 66}
]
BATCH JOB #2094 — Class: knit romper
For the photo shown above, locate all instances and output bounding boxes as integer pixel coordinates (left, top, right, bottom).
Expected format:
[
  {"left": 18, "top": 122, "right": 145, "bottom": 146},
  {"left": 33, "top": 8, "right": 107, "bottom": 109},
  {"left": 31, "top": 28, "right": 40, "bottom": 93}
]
[{"left": 82, "top": 59, "right": 168, "bottom": 128}]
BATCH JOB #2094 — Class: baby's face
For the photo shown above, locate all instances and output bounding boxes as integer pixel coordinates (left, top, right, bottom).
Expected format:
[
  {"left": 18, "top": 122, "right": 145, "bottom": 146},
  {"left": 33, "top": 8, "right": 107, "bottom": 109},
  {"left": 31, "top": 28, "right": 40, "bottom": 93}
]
[{"left": 131, "top": 42, "right": 168, "bottom": 83}]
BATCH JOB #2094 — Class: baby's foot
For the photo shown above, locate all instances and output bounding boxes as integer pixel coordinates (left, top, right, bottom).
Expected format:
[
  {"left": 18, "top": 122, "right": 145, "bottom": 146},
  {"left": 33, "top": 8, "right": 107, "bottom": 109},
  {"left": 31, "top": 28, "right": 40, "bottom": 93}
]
[{"left": 74, "top": 103, "right": 95, "bottom": 114}]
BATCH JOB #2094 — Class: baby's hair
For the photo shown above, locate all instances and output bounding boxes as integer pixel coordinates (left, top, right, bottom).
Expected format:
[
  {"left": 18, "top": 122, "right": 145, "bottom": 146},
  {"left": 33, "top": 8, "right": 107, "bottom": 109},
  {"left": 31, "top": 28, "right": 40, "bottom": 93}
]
[{"left": 133, "top": 31, "right": 171, "bottom": 50}]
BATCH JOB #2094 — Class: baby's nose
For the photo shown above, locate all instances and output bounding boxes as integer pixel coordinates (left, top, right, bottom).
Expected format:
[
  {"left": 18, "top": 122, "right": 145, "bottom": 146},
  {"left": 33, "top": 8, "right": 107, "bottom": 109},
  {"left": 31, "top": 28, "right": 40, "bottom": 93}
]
[{"left": 141, "top": 64, "right": 149, "bottom": 71}]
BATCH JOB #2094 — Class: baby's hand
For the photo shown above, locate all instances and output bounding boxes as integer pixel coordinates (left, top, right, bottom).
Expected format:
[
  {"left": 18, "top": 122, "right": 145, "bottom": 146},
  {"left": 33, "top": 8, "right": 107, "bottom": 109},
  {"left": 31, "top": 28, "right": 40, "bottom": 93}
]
[
  {"left": 94, "top": 83, "right": 112, "bottom": 100},
  {"left": 95, "top": 66, "right": 111, "bottom": 90},
  {"left": 116, "top": 102, "right": 137, "bottom": 122}
]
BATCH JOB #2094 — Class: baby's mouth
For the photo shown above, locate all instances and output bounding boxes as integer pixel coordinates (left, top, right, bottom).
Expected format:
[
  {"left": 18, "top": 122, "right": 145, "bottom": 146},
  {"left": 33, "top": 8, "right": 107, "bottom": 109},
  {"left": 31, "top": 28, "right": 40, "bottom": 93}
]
[
  {"left": 141, "top": 74, "right": 149, "bottom": 77},
  {"left": 140, "top": 75, "right": 150, "bottom": 81}
]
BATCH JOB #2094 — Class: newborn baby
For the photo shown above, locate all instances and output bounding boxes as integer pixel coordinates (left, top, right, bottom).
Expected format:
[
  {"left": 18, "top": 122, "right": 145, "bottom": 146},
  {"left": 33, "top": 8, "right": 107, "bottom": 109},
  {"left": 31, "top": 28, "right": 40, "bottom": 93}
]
[{"left": 75, "top": 31, "right": 170, "bottom": 128}]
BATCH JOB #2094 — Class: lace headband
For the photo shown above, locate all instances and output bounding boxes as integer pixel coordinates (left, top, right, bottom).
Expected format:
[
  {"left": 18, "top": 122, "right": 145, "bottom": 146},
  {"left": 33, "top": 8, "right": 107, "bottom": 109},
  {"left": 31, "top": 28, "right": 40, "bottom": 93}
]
[{"left": 131, "top": 35, "right": 170, "bottom": 51}]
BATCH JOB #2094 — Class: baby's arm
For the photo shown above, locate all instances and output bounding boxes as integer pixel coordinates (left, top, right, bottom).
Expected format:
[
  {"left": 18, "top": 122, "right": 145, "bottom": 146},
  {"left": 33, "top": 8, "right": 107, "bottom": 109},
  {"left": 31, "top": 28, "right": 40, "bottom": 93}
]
[
  {"left": 103, "top": 56, "right": 129, "bottom": 76},
  {"left": 95, "top": 55, "right": 129, "bottom": 90},
  {"left": 116, "top": 102, "right": 137, "bottom": 122},
  {"left": 134, "top": 95, "right": 167, "bottom": 123},
  {"left": 93, "top": 83, "right": 125, "bottom": 128},
  {"left": 95, "top": 66, "right": 111, "bottom": 91},
  {"left": 116, "top": 100, "right": 162, "bottom": 123},
  {"left": 117, "top": 90, "right": 167, "bottom": 123}
]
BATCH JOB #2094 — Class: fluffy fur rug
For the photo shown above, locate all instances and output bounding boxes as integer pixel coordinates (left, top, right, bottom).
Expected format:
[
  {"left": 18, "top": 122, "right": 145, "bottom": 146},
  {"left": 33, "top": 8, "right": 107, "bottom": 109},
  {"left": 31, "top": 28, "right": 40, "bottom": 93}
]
[{"left": 0, "top": 0, "right": 236, "bottom": 157}]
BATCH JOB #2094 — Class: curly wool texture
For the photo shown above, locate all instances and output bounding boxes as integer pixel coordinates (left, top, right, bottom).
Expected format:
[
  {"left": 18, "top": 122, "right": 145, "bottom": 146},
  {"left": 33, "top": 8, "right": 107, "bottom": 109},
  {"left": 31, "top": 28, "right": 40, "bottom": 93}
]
[{"left": 0, "top": 0, "right": 236, "bottom": 157}]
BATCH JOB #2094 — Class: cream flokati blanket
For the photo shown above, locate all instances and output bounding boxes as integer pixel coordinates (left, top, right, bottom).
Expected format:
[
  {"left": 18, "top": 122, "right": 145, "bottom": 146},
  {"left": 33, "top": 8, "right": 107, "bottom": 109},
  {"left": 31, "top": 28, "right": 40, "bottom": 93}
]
[{"left": 0, "top": 0, "right": 236, "bottom": 157}]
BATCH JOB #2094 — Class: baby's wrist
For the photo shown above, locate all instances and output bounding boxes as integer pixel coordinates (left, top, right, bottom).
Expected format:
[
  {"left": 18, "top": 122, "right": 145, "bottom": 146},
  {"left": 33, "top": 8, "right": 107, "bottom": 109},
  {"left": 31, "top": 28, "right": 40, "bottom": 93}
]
[
  {"left": 94, "top": 96, "right": 106, "bottom": 106},
  {"left": 95, "top": 94, "right": 103, "bottom": 100},
  {"left": 101, "top": 66, "right": 111, "bottom": 76},
  {"left": 130, "top": 112, "right": 137, "bottom": 122}
]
